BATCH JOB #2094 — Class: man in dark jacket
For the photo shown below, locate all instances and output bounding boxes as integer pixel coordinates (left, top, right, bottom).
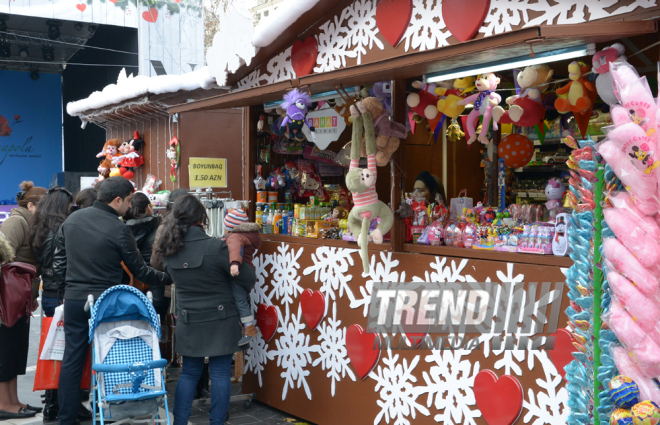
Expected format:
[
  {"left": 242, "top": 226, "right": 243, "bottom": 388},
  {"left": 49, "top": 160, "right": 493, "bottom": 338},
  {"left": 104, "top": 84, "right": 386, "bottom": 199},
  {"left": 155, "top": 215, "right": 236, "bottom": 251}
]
[{"left": 52, "top": 177, "right": 171, "bottom": 425}]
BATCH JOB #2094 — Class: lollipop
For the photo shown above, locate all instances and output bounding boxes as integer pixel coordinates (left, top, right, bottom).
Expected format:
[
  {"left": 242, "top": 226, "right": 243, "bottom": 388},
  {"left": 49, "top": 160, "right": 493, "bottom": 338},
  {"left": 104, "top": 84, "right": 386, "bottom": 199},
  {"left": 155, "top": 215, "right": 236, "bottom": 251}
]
[
  {"left": 611, "top": 408, "right": 634, "bottom": 425},
  {"left": 631, "top": 400, "right": 660, "bottom": 425},
  {"left": 609, "top": 375, "right": 641, "bottom": 409}
]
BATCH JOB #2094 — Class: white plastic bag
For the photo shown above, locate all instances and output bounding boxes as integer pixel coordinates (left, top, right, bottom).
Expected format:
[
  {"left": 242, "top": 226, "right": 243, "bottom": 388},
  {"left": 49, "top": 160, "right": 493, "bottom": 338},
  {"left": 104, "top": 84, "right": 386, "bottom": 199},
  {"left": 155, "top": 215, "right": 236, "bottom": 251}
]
[{"left": 40, "top": 305, "right": 65, "bottom": 361}]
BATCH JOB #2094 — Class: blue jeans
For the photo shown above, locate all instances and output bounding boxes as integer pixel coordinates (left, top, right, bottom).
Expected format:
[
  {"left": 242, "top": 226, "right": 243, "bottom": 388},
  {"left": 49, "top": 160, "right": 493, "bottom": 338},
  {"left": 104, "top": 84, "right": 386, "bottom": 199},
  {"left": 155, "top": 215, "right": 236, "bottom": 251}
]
[
  {"left": 230, "top": 282, "right": 253, "bottom": 324},
  {"left": 173, "top": 354, "right": 233, "bottom": 425},
  {"left": 42, "top": 297, "right": 62, "bottom": 318}
]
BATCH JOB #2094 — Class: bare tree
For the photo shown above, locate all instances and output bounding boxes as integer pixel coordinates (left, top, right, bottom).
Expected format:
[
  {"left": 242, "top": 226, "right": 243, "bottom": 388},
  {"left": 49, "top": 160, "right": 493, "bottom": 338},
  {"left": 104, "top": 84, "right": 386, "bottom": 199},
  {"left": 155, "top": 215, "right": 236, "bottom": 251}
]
[{"left": 204, "top": 0, "right": 233, "bottom": 54}]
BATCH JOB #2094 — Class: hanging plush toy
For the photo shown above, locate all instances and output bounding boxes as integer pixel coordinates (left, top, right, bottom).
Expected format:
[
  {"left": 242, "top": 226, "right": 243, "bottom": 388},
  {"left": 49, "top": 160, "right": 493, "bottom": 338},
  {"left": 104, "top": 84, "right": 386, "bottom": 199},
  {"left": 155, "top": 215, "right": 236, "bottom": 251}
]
[
  {"left": 96, "top": 139, "right": 122, "bottom": 181},
  {"left": 357, "top": 97, "right": 407, "bottom": 167},
  {"left": 407, "top": 81, "right": 439, "bottom": 120},
  {"left": 435, "top": 76, "right": 476, "bottom": 118},
  {"left": 446, "top": 119, "right": 464, "bottom": 142},
  {"left": 493, "top": 64, "right": 553, "bottom": 128},
  {"left": 280, "top": 88, "right": 316, "bottom": 141},
  {"left": 346, "top": 101, "right": 394, "bottom": 274},
  {"left": 458, "top": 73, "right": 502, "bottom": 145},
  {"left": 592, "top": 43, "right": 626, "bottom": 106},
  {"left": 115, "top": 131, "right": 145, "bottom": 180},
  {"left": 554, "top": 61, "right": 597, "bottom": 114},
  {"left": 167, "top": 136, "right": 180, "bottom": 182}
]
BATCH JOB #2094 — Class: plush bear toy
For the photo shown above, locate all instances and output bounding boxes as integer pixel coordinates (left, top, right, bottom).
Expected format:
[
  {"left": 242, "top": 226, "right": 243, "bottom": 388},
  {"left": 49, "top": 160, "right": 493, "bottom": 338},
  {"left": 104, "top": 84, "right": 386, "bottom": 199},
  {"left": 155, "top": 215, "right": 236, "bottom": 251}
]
[
  {"left": 357, "top": 97, "right": 407, "bottom": 167},
  {"left": 407, "top": 81, "right": 439, "bottom": 120},
  {"left": 555, "top": 61, "right": 597, "bottom": 114},
  {"left": 435, "top": 76, "right": 476, "bottom": 118},
  {"left": 493, "top": 64, "right": 553, "bottom": 128},
  {"left": 592, "top": 43, "right": 626, "bottom": 106},
  {"left": 458, "top": 73, "right": 501, "bottom": 145}
]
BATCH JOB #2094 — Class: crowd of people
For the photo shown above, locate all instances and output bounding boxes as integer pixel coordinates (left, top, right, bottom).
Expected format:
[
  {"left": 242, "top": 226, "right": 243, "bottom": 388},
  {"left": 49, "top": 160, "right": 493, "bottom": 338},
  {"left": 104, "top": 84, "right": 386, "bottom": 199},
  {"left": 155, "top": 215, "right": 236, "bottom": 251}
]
[{"left": 0, "top": 177, "right": 261, "bottom": 425}]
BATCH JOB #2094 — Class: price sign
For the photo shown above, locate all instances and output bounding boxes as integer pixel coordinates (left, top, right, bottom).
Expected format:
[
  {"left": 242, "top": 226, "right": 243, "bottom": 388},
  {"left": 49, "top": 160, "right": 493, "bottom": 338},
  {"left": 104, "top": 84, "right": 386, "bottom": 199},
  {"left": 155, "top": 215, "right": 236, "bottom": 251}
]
[{"left": 189, "top": 157, "right": 227, "bottom": 188}]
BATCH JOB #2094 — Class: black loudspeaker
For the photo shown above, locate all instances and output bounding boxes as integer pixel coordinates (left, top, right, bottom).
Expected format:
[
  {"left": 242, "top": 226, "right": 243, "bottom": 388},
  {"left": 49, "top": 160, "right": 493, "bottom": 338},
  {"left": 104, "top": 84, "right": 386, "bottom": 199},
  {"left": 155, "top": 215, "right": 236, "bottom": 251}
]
[{"left": 50, "top": 172, "right": 98, "bottom": 196}]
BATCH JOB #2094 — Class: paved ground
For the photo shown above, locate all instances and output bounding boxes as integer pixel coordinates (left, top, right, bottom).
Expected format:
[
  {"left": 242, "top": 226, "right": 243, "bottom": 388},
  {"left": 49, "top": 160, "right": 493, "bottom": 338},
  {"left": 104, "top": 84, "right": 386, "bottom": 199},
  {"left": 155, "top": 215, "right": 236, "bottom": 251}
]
[{"left": 10, "top": 300, "right": 311, "bottom": 425}]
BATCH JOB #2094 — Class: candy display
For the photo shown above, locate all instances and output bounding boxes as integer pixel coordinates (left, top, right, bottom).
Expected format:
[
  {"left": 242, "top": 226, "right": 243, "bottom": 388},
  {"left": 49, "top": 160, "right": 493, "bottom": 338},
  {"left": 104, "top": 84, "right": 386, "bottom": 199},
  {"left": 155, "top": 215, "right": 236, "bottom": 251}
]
[
  {"left": 630, "top": 401, "right": 660, "bottom": 425},
  {"left": 608, "top": 376, "right": 641, "bottom": 410}
]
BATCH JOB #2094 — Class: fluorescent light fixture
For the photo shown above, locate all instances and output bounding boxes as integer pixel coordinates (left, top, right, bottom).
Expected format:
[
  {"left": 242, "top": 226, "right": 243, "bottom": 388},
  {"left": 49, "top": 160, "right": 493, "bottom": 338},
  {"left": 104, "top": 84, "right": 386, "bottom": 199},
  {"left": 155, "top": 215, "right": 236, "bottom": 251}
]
[
  {"left": 426, "top": 44, "right": 594, "bottom": 83},
  {"left": 264, "top": 86, "right": 361, "bottom": 110}
]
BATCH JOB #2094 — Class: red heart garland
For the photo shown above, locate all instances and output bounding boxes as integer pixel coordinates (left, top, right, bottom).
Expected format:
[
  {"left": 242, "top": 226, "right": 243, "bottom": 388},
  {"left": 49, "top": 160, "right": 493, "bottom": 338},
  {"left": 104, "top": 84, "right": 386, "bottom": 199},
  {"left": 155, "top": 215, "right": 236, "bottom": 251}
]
[
  {"left": 290, "top": 37, "right": 318, "bottom": 77},
  {"left": 300, "top": 289, "right": 325, "bottom": 331},
  {"left": 474, "top": 370, "right": 523, "bottom": 425},
  {"left": 442, "top": 0, "right": 490, "bottom": 42},
  {"left": 142, "top": 7, "right": 158, "bottom": 23},
  {"left": 109, "top": 0, "right": 117, "bottom": 3},
  {"left": 375, "top": 0, "right": 413, "bottom": 48},
  {"left": 76, "top": 4, "right": 86, "bottom": 12},
  {"left": 256, "top": 304, "right": 279, "bottom": 342},
  {"left": 548, "top": 328, "right": 575, "bottom": 380},
  {"left": 346, "top": 324, "right": 381, "bottom": 379}
]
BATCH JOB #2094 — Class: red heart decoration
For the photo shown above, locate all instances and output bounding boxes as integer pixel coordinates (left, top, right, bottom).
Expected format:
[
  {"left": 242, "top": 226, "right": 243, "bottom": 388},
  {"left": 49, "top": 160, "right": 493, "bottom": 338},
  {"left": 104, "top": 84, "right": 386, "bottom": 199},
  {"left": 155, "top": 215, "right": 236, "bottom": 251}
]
[
  {"left": 300, "top": 289, "right": 325, "bottom": 331},
  {"left": 346, "top": 324, "right": 381, "bottom": 379},
  {"left": 76, "top": 4, "right": 86, "bottom": 12},
  {"left": 443, "top": 0, "right": 491, "bottom": 42},
  {"left": 256, "top": 304, "right": 279, "bottom": 342},
  {"left": 109, "top": 0, "right": 117, "bottom": 3},
  {"left": 290, "top": 37, "right": 318, "bottom": 77},
  {"left": 375, "top": 0, "right": 413, "bottom": 48},
  {"left": 548, "top": 328, "right": 575, "bottom": 380},
  {"left": 142, "top": 7, "right": 158, "bottom": 23},
  {"left": 474, "top": 370, "right": 523, "bottom": 425}
]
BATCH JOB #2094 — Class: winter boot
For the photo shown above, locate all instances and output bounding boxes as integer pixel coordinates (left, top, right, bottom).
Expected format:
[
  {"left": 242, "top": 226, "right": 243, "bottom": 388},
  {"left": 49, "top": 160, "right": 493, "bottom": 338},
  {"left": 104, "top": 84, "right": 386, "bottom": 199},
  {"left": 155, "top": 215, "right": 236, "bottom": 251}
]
[
  {"left": 238, "top": 324, "right": 261, "bottom": 346},
  {"left": 42, "top": 389, "right": 59, "bottom": 422}
]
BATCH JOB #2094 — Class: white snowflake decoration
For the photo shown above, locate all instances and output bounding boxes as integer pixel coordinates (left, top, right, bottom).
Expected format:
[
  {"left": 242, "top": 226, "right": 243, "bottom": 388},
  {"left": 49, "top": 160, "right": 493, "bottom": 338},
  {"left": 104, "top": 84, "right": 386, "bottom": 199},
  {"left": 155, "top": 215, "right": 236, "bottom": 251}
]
[
  {"left": 250, "top": 253, "right": 272, "bottom": 313},
  {"left": 420, "top": 350, "right": 481, "bottom": 425},
  {"left": 303, "top": 246, "right": 357, "bottom": 304},
  {"left": 266, "top": 305, "right": 319, "bottom": 400},
  {"left": 243, "top": 335, "right": 268, "bottom": 387},
  {"left": 350, "top": 252, "right": 406, "bottom": 318},
  {"left": 369, "top": 349, "right": 429, "bottom": 425},
  {"left": 268, "top": 243, "right": 304, "bottom": 318},
  {"left": 522, "top": 350, "right": 569, "bottom": 425},
  {"left": 401, "top": 0, "right": 451, "bottom": 52},
  {"left": 311, "top": 302, "right": 356, "bottom": 396}
]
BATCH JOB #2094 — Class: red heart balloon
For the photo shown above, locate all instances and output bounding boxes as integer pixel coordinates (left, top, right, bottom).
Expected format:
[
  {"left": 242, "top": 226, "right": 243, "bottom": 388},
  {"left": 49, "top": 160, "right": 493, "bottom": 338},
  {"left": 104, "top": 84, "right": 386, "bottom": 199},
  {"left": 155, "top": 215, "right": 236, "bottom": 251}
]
[
  {"left": 548, "top": 328, "right": 575, "bottom": 380},
  {"left": 76, "top": 4, "right": 86, "bottom": 12},
  {"left": 142, "top": 7, "right": 158, "bottom": 23},
  {"left": 443, "top": 0, "right": 490, "bottom": 42},
  {"left": 474, "top": 370, "right": 523, "bottom": 425},
  {"left": 290, "top": 37, "right": 318, "bottom": 78},
  {"left": 375, "top": 0, "right": 412, "bottom": 48},
  {"left": 345, "top": 324, "right": 381, "bottom": 379},
  {"left": 256, "top": 304, "right": 279, "bottom": 342},
  {"left": 300, "top": 289, "right": 325, "bottom": 331}
]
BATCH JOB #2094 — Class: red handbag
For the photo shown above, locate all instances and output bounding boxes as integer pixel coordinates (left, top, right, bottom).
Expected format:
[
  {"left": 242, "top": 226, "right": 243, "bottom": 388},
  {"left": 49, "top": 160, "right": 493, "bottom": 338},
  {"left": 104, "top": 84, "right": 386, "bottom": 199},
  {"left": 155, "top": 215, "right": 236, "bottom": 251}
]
[{"left": 0, "top": 262, "right": 36, "bottom": 328}]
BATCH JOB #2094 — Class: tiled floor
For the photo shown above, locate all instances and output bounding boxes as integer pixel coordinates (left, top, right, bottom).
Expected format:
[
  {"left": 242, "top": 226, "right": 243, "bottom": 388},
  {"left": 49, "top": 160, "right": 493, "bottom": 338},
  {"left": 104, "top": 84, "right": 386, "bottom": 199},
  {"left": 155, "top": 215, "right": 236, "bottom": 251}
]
[{"left": 12, "top": 302, "right": 311, "bottom": 425}]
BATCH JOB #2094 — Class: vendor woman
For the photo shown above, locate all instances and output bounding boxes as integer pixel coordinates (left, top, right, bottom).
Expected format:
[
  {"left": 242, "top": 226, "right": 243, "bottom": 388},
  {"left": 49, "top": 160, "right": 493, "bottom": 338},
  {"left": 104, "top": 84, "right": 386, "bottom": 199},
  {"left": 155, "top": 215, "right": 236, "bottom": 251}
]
[{"left": 413, "top": 171, "right": 446, "bottom": 205}]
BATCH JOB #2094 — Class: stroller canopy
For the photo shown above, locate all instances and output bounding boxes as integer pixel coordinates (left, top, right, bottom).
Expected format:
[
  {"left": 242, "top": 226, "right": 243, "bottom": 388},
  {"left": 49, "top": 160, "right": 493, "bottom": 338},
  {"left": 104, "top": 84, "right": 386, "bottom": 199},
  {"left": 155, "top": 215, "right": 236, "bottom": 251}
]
[{"left": 89, "top": 285, "right": 161, "bottom": 342}]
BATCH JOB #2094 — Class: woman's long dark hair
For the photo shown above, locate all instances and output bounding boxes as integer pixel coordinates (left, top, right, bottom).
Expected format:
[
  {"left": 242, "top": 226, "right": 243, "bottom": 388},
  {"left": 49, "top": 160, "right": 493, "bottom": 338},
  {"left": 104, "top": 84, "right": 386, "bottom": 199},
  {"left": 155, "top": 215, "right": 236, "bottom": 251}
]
[
  {"left": 29, "top": 187, "right": 73, "bottom": 252},
  {"left": 155, "top": 195, "right": 207, "bottom": 257},
  {"left": 74, "top": 188, "right": 98, "bottom": 210},
  {"left": 165, "top": 188, "right": 190, "bottom": 216},
  {"left": 124, "top": 192, "right": 152, "bottom": 220}
]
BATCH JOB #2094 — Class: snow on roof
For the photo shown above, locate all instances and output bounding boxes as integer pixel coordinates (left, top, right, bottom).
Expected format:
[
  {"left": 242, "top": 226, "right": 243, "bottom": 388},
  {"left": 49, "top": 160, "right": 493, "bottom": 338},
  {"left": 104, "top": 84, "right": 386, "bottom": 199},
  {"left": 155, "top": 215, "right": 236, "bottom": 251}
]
[
  {"left": 252, "top": 0, "right": 321, "bottom": 48},
  {"left": 67, "top": 66, "right": 217, "bottom": 117}
]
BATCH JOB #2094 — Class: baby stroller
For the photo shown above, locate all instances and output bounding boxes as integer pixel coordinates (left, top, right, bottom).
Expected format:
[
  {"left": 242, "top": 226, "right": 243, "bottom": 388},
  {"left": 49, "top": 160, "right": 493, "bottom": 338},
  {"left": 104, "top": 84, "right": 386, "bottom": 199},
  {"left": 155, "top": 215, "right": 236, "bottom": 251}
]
[{"left": 85, "top": 285, "right": 171, "bottom": 425}]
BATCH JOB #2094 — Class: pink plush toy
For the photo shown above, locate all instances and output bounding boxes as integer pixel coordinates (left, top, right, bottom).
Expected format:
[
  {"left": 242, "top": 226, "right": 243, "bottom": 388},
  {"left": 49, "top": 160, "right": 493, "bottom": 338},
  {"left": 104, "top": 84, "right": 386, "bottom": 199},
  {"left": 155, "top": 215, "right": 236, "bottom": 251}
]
[
  {"left": 592, "top": 43, "right": 626, "bottom": 106},
  {"left": 607, "top": 270, "right": 660, "bottom": 334},
  {"left": 607, "top": 299, "right": 660, "bottom": 378},
  {"left": 457, "top": 73, "right": 501, "bottom": 145},
  {"left": 602, "top": 238, "right": 660, "bottom": 297},
  {"left": 603, "top": 207, "right": 660, "bottom": 270},
  {"left": 608, "top": 192, "right": 660, "bottom": 239},
  {"left": 612, "top": 345, "right": 660, "bottom": 404}
]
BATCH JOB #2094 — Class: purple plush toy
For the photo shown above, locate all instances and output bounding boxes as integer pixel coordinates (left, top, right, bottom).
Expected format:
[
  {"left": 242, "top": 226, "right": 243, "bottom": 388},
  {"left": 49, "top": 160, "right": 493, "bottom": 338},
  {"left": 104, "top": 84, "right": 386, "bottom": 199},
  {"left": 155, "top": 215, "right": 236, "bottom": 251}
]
[{"left": 280, "top": 88, "right": 315, "bottom": 141}]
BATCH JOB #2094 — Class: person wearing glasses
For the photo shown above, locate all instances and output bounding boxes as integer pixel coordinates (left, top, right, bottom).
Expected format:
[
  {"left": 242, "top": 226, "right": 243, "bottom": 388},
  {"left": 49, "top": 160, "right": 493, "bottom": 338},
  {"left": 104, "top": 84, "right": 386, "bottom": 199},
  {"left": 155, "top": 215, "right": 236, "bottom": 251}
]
[{"left": 0, "top": 181, "right": 47, "bottom": 419}]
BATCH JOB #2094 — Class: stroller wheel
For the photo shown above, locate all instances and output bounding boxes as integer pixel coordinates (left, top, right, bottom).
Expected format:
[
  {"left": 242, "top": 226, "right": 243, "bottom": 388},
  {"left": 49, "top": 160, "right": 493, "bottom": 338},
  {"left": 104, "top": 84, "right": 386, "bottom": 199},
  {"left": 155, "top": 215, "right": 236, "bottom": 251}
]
[{"left": 244, "top": 401, "right": 251, "bottom": 409}]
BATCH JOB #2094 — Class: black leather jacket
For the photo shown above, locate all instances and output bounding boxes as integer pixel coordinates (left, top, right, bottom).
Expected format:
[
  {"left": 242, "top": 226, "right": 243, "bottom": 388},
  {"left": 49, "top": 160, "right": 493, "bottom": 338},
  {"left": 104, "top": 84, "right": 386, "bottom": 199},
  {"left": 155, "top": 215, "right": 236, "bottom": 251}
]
[
  {"left": 53, "top": 201, "right": 172, "bottom": 301},
  {"left": 125, "top": 215, "right": 168, "bottom": 308},
  {"left": 34, "top": 229, "right": 65, "bottom": 299}
]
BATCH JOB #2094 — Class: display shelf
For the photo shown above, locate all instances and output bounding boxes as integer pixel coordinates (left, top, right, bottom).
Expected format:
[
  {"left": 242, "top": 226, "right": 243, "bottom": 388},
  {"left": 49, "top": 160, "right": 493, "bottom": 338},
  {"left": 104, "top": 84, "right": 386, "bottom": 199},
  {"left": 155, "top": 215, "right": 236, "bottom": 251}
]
[
  {"left": 261, "top": 233, "right": 393, "bottom": 251},
  {"left": 403, "top": 243, "right": 573, "bottom": 267},
  {"left": 513, "top": 164, "right": 569, "bottom": 173},
  {"left": 512, "top": 191, "right": 547, "bottom": 200}
]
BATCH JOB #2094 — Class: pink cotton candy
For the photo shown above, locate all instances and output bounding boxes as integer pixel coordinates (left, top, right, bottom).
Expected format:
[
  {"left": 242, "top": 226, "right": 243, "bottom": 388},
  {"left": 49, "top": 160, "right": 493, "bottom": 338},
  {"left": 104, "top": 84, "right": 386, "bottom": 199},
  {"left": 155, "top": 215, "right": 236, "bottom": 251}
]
[
  {"left": 609, "top": 192, "right": 660, "bottom": 239},
  {"left": 612, "top": 345, "right": 660, "bottom": 403},
  {"left": 603, "top": 238, "right": 660, "bottom": 297},
  {"left": 612, "top": 61, "right": 657, "bottom": 132},
  {"left": 608, "top": 299, "right": 660, "bottom": 378},
  {"left": 608, "top": 270, "right": 660, "bottom": 333},
  {"left": 604, "top": 208, "right": 660, "bottom": 270}
]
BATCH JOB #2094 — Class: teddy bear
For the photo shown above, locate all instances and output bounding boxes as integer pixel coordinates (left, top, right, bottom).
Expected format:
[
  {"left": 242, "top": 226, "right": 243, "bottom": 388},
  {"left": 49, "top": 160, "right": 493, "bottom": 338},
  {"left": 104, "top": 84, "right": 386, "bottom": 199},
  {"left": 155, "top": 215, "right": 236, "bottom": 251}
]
[
  {"left": 555, "top": 61, "right": 597, "bottom": 114},
  {"left": 435, "top": 76, "right": 476, "bottom": 118},
  {"left": 356, "top": 97, "right": 408, "bottom": 166},
  {"left": 96, "top": 139, "right": 122, "bottom": 181},
  {"left": 407, "top": 81, "right": 439, "bottom": 121},
  {"left": 492, "top": 64, "right": 553, "bottom": 128}
]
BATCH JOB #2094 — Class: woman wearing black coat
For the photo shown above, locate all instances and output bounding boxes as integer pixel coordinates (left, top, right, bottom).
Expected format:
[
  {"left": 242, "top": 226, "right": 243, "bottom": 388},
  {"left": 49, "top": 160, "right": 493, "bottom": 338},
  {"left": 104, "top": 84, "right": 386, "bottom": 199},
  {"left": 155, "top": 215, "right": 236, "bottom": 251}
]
[{"left": 153, "top": 195, "right": 255, "bottom": 425}]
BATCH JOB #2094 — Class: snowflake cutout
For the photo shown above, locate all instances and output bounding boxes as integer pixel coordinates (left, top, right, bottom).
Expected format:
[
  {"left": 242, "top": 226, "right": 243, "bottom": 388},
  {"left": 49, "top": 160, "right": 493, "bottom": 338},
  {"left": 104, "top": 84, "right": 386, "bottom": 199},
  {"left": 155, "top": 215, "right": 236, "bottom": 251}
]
[
  {"left": 420, "top": 350, "right": 481, "bottom": 425},
  {"left": 401, "top": 0, "right": 451, "bottom": 52},
  {"left": 266, "top": 305, "right": 319, "bottom": 400},
  {"left": 303, "top": 246, "right": 357, "bottom": 303},
  {"left": 522, "top": 350, "right": 569, "bottom": 425},
  {"left": 250, "top": 253, "right": 272, "bottom": 313},
  {"left": 243, "top": 335, "right": 268, "bottom": 387},
  {"left": 268, "top": 243, "right": 303, "bottom": 318},
  {"left": 369, "top": 349, "right": 429, "bottom": 425},
  {"left": 350, "top": 252, "right": 406, "bottom": 318},
  {"left": 311, "top": 302, "right": 356, "bottom": 396}
]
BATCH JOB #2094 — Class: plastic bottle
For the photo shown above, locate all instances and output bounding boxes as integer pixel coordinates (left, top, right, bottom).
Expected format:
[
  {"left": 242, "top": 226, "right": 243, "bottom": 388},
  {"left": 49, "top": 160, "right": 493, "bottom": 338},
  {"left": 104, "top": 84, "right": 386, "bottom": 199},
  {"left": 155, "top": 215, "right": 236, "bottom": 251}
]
[
  {"left": 273, "top": 209, "right": 283, "bottom": 234},
  {"left": 255, "top": 206, "right": 263, "bottom": 231}
]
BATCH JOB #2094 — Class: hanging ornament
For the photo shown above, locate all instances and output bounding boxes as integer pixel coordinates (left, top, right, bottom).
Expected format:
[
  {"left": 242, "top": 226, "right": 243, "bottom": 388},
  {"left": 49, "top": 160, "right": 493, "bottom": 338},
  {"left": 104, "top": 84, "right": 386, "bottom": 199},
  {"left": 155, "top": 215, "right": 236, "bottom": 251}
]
[
  {"left": 375, "top": 0, "right": 413, "bottom": 48},
  {"left": 442, "top": 0, "right": 490, "bottom": 42},
  {"left": 167, "top": 136, "right": 180, "bottom": 182}
]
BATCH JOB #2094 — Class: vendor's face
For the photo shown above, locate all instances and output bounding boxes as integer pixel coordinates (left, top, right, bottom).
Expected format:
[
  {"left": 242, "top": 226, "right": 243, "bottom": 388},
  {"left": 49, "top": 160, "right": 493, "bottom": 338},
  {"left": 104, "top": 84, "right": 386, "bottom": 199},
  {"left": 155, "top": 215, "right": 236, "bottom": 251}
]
[{"left": 413, "top": 181, "right": 430, "bottom": 202}]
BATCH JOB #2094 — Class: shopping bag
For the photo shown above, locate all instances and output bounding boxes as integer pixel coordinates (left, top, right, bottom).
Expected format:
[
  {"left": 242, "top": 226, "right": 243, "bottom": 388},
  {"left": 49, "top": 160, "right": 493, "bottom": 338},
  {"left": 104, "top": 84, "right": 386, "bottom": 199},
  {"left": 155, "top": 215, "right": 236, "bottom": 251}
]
[
  {"left": 40, "top": 305, "right": 65, "bottom": 361},
  {"left": 34, "top": 316, "right": 92, "bottom": 391},
  {"left": 122, "top": 261, "right": 149, "bottom": 293},
  {"left": 449, "top": 190, "right": 473, "bottom": 221}
]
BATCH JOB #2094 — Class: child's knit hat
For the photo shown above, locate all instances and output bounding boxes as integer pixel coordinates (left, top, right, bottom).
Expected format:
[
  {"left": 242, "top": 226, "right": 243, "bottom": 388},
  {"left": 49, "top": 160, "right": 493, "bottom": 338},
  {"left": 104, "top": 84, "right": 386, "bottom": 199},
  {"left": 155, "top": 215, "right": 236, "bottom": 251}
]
[{"left": 224, "top": 208, "right": 249, "bottom": 230}]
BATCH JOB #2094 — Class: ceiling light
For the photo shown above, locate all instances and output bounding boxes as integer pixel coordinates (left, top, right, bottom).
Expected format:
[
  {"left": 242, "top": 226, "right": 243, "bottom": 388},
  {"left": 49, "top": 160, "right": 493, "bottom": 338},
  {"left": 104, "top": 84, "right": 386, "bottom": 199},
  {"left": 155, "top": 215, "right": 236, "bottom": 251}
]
[
  {"left": 30, "top": 68, "right": 39, "bottom": 81},
  {"left": 42, "top": 45, "right": 54, "bottom": 62},
  {"left": 0, "top": 41, "right": 10, "bottom": 58},
  {"left": 18, "top": 45, "right": 28, "bottom": 58},
  {"left": 426, "top": 44, "right": 595, "bottom": 83},
  {"left": 46, "top": 20, "right": 61, "bottom": 41},
  {"left": 74, "top": 22, "right": 83, "bottom": 31}
]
